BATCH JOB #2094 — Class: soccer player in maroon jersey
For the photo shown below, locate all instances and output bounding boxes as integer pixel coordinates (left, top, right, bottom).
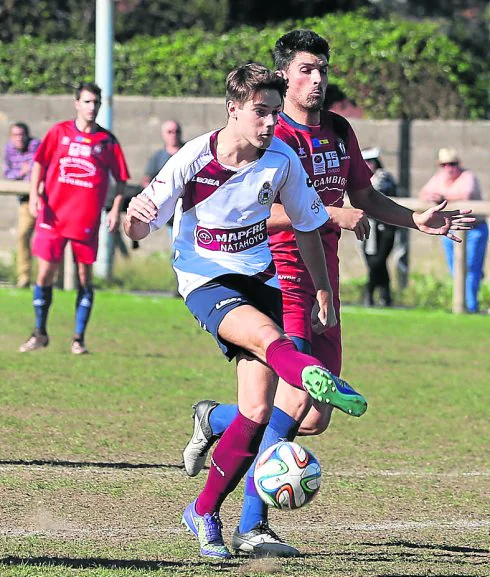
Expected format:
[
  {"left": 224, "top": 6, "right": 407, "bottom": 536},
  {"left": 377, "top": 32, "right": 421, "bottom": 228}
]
[
  {"left": 182, "top": 30, "right": 475, "bottom": 556},
  {"left": 19, "top": 82, "right": 130, "bottom": 355}
]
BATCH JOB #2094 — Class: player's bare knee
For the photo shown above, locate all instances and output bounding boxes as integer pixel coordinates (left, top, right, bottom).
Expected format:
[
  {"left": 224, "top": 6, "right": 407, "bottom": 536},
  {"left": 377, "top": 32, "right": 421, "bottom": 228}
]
[
  {"left": 239, "top": 401, "right": 273, "bottom": 425},
  {"left": 281, "top": 390, "right": 311, "bottom": 422},
  {"left": 37, "top": 265, "right": 58, "bottom": 286},
  {"left": 257, "top": 323, "right": 283, "bottom": 346}
]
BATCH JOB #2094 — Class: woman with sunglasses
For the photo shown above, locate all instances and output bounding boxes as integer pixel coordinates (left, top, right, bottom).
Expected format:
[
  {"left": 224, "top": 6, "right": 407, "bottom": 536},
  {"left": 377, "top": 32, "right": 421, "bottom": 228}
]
[{"left": 419, "top": 147, "right": 488, "bottom": 313}]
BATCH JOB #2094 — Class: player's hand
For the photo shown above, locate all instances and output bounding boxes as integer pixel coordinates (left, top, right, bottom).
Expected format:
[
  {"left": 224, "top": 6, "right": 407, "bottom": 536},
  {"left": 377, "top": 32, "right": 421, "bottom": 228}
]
[
  {"left": 311, "top": 290, "right": 337, "bottom": 334},
  {"left": 29, "top": 195, "right": 41, "bottom": 219},
  {"left": 328, "top": 207, "right": 370, "bottom": 241},
  {"left": 126, "top": 193, "right": 158, "bottom": 224},
  {"left": 413, "top": 200, "right": 475, "bottom": 243},
  {"left": 106, "top": 208, "right": 120, "bottom": 233}
]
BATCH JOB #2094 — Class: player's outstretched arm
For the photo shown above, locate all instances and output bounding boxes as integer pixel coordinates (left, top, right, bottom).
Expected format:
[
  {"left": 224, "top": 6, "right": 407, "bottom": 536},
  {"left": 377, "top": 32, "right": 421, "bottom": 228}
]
[
  {"left": 294, "top": 228, "right": 336, "bottom": 332},
  {"left": 123, "top": 193, "right": 156, "bottom": 241},
  {"left": 350, "top": 185, "right": 474, "bottom": 242},
  {"left": 412, "top": 199, "right": 475, "bottom": 243}
]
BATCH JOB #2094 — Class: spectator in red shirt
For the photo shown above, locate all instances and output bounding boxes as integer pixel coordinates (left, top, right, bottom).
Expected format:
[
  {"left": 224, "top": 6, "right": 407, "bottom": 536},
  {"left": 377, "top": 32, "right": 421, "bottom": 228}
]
[{"left": 19, "top": 82, "right": 130, "bottom": 355}]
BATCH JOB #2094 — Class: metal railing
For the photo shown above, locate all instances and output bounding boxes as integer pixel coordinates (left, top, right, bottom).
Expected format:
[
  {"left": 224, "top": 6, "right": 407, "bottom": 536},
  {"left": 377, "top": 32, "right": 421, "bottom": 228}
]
[{"left": 1, "top": 179, "right": 489, "bottom": 313}]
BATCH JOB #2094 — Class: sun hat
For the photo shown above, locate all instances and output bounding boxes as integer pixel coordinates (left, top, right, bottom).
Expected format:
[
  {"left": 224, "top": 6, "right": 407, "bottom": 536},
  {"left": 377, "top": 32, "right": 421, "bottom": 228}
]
[
  {"left": 361, "top": 147, "right": 380, "bottom": 161},
  {"left": 438, "top": 147, "right": 459, "bottom": 164}
]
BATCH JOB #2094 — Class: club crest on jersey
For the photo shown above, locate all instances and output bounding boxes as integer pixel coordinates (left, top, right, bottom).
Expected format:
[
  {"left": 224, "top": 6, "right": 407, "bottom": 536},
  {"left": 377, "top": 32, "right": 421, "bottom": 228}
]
[
  {"left": 93, "top": 143, "right": 106, "bottom": 154},
  {"left": 336, "top": 138, "right": 350, "bottom": 160},
  {"left": 258, "top": 181, "right": 273, "bottom": 205}
]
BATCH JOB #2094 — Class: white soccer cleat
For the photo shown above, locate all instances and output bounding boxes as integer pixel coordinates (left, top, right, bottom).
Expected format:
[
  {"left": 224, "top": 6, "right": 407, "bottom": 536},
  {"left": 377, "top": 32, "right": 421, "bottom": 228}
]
[
  {"left": 182, "top": 400, "right": 219, "bottom": 477},
  {"left": 231, "top": 521, "right": 300, "bottom": 557},
  {"left": 19, "top": 333, "right": 49, "bottom": 353}
]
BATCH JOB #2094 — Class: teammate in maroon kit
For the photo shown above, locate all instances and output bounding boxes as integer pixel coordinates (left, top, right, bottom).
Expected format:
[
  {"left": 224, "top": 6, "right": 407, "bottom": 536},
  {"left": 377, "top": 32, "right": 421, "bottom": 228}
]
[
  {"left": 182, "top": 30, "right": 474, "bottom": 556},
  {"left": 20, "top": 82, "right": 130, "bottom": 355}
]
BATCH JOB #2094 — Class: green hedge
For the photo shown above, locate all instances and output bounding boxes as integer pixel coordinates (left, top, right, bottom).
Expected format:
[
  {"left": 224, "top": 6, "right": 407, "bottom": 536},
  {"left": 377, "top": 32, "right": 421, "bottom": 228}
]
[{"left": 1, "top": 12, "right": 487, "bottom": 119}]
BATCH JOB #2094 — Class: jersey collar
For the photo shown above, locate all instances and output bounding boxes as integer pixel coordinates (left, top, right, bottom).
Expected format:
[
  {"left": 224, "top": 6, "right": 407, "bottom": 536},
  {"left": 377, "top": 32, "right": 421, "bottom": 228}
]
[{"left": 279, "top": 111, "right": 321, "bottom": 132}]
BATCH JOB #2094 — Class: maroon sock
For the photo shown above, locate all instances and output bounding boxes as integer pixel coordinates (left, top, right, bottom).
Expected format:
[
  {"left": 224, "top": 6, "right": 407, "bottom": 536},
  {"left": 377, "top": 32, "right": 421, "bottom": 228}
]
[
  {"left": 196, "top": 412, "right": 266, "bottom": 515},
  {"left": 266, "top": 337, "right": 324, "bottom": 390}
]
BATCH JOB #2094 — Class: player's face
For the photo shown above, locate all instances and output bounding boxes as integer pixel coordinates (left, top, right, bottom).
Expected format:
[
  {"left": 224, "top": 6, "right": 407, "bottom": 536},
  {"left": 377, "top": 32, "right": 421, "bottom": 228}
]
[
  {"left": 234, "top": 89, "right": 283, "bottom": 149},
  {"left": 283, "top": 51, "right": 329, "bottom": 112},
  {"left": 75, "top": 90, "right": 101, "bottom": 124}
]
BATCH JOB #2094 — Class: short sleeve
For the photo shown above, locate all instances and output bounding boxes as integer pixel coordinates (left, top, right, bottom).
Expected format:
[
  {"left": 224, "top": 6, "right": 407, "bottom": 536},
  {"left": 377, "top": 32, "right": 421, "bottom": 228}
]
[
  {"left": 143, "top": 149, "right": 186, "bottom": 231},
  {"left": 278, "top": 148, "right": 329, "bottom": 232},
  {"left": 346, "top": 127, "right": 373, "bottom": 193},
  {"left": 34, "top": 125, "right": 60, "bottom": 168},
  {"left": 108, "top": 140, "right": 130, "bottom": 182}
]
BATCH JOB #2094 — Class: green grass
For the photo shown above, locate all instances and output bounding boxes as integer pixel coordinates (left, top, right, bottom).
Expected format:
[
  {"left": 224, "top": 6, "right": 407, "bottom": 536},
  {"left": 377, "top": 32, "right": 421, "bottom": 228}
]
[{"left": 0, "top": 288, "right": 488, "bottom": 576}]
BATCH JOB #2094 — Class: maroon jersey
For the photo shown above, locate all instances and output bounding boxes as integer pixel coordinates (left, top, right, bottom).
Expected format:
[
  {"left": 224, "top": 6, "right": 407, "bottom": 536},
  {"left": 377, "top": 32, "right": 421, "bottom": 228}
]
[
  {"left": 35, "top": 120, "right": 130, "bottom": 241},
  {"left": 271, "top": 111, "right": 372, "bottom": 290}
]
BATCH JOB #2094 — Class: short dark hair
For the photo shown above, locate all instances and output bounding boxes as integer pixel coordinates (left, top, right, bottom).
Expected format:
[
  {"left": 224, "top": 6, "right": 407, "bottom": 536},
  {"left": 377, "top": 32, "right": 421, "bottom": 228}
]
[
  {"left": 11, "top": 122, "right": 30, "bottom": 138},
  {"left": 274, "top": 30, "right": 330, "bottom": 71},
  {"left": 75, "top": 82, "right": 102, "bottom": 101},
  {"left": 225, "top": 63, "right": 287, "bottom": 106}
]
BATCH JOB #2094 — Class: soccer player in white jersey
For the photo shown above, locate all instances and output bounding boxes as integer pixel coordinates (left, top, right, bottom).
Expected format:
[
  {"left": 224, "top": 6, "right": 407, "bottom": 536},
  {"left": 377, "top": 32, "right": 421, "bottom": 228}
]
[
  {"left": 181, "top": 31, "right": 477, "bottom": 558},
  {"left": 124, "top": 63, "right": 368, "bottom": 558}
]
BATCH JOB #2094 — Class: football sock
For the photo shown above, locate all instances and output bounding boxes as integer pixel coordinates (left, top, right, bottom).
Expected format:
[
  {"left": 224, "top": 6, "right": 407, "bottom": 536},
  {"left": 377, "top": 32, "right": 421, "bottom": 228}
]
[
  {"left": 209, "top": 404, "right": 239, "bottom": 436},
  {"left": 75, "top": 285, "right": 94, "bottom": 339},
  {"left": 239, "top": 407, "right": 299, "bottom": 533},
  {"left": 33, "top": 284, "right": 52, "bottom": 335},
  {"left": 196, "top": 412, "right": 266, "bottom": 516},
  {"left": 266, "top": 337, "right": 326, "bottom": 390}
]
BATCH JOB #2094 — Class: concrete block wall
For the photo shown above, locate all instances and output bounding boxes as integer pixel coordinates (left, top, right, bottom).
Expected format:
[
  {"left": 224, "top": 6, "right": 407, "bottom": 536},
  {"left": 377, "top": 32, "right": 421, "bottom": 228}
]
[{"left": 1, "top": 95, "right": 488, "bottom": 281}]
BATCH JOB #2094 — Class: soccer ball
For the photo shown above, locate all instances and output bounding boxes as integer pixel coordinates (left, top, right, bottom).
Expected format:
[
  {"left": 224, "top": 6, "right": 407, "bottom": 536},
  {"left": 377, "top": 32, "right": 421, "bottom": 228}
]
[{"left": 253, "top": 441, "right": 321, "bottom": 510}]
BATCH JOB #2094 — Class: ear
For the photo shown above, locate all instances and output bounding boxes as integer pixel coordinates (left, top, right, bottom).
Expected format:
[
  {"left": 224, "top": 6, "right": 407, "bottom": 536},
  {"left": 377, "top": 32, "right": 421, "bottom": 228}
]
[
  {"left": 227, "top": 99, "right": 238, "bottom": 119},
  {"left": 275, "top": 69, "right": 287, "bottom": 80}
]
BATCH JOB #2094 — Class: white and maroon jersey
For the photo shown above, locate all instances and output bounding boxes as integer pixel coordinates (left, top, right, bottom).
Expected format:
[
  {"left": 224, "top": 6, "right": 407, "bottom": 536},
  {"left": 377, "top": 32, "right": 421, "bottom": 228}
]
[
  {"left": 35, "top": 120, "right": 130, "bottom": 241},
  {"left": 144, "top": 130, "right": 329, "bottom": 299},
  {"left": 271, "top": 111, "right": 372, "bottom": 288}
]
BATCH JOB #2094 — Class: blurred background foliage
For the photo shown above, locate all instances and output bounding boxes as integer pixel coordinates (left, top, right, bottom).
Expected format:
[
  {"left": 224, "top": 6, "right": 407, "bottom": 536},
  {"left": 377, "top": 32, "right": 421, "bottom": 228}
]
[
  {"left": 1, "top": 1, "right": 488, "bottom": 42},
  {"left": 0, "top": 1, "right": 488, "bottom": 118}
]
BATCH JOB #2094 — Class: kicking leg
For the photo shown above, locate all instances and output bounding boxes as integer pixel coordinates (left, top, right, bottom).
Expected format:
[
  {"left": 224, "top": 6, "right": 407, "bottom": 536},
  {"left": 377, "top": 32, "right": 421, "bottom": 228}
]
[{"left": 219, "top": 305, "right": 366, "bottom": 416}]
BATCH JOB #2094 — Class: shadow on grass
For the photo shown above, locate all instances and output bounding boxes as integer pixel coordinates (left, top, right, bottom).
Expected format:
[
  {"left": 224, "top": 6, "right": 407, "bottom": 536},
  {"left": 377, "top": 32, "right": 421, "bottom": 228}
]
[
  {"left": 0, "top": 459, "right": 184, "bottom": 470},
  {"left": 0, "top": 556, "right": 236, "bottom": 571},
  {"left": 362, "top": 540, "right": 489, "bottom": 555}
]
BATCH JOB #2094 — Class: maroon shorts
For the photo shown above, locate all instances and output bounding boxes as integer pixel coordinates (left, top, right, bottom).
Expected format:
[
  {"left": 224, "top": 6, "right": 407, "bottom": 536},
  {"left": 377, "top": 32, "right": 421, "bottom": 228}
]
[
  {"left": 32, "top": 226, "right": 99, "bottom": 264},
  {"left": 280, "top": 274, "right": 342, "bottom": 377}
]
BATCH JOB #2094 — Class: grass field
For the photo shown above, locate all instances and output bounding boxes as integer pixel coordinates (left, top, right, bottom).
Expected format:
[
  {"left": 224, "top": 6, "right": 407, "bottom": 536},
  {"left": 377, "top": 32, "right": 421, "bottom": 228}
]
[{"left": 0, "top": 287, "right": 488, "bottom": 577}]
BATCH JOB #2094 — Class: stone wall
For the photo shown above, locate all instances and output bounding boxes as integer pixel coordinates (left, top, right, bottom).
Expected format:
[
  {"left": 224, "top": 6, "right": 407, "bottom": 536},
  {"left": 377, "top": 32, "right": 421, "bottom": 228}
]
[{"left": 1, "top": 95, "right": 488, "bottom": 281}]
